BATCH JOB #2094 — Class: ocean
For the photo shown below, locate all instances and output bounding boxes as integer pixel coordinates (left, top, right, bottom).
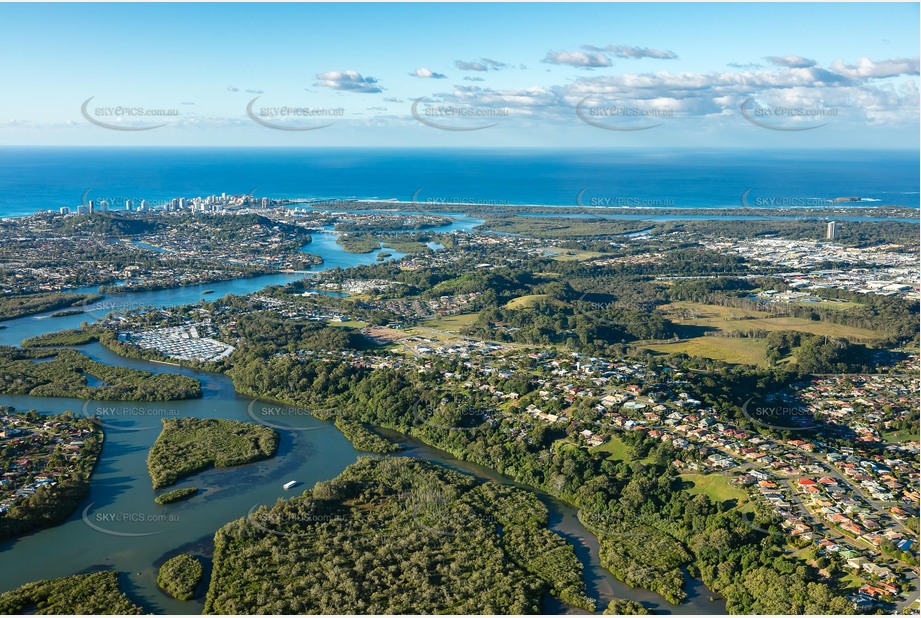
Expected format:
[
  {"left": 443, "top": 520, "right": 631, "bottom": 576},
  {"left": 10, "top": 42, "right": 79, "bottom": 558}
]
[{"left": 0, "top": 147, "right": 917, "bottom": 218}]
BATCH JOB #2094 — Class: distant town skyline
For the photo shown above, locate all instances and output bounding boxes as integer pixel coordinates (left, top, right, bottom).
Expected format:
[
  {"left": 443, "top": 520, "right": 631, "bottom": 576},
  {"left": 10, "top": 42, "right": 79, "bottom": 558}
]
[{"left": 0, "top": 2, "right": 918, "bottom": 148}]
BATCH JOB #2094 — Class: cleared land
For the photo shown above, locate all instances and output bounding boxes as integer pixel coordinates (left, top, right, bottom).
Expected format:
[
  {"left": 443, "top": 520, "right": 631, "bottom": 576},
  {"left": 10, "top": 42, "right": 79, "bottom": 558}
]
[
  {"left": 643, "top": 337, "right": 769, "bottom": 367},
  {"left": 589, "top": 435, "right": 632, "bottom": 461},
  {"left": 663, "top": 301, "right": 883, "bottom": 341},
  {"left": 680, "top": 473, "right": 750, "bottom": 508},
  {"left": 505, "top": 294, "right": 550, "bottom": 309},
  {"left": 546, "top": 249, "right": 609, "bottom": 262},
  {"left": 419, "top": 312, "right": 479, "bottom": 333}
]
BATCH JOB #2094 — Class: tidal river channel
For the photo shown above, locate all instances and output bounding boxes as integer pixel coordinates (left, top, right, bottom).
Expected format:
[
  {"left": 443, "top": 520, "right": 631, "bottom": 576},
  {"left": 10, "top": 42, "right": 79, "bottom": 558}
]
[{"left": 0, "top": 214, "right": 726, "bottom": 614}]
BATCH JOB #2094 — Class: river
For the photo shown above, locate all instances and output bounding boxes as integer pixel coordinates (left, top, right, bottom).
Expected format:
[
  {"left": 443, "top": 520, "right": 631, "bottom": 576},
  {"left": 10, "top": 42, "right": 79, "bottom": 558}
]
[{"left": 0, "top": 212, "right": 726, "bottom": 614}]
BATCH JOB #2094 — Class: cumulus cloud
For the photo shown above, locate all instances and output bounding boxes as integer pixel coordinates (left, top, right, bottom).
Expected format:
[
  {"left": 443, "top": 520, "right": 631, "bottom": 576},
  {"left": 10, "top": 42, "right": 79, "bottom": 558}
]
[
  {"left": 765, "top": 55, "right": 817, "bottom": 68},
  {"left": 383, "top": 97, "right": 404, "bottom": 103},
  {"left": 542, "top": 50, "right": 612, "bottom": 68},
  {"left": 583, "top": 44, "right": 678, "bottom": 60},
  {"left": 314, "top": 71, "right": 382, "bottom": 93},
  {"left": 415, "top": 55, "right": 919, "bottom": 130},
  {"left": 412, "top": 67, "right": 447, "bottom": 79},
  {"left": 463, "top": 76, "right": 485, "bottom": 82},
  {"left": 727, "top": 62, "right": 763, "bottom": 69},
  {"left": 830, "top": 56, "right": 920, "bottom": 79},
  {"left": 454, "top": 58, "right": 507, "bottom": 71}
]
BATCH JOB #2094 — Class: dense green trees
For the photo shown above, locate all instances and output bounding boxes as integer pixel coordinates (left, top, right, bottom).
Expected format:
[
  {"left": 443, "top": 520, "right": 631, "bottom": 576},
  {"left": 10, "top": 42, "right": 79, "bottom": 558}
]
[
  {"left": 147, "top": 418, "right": 278, "bottom": 489},
  {"left": 205, "top": 457, "right": 593, "bottom": 614},
  {"left": 0, "top": 292, "right": 102, "bottom": 321},
  {"left": 0, "top": 571, "right": 143, "bottom": 614},
  {"left": 154, "top": 487, "right": 199, "bottom": 505},
  {"left": 604, "top": 598, "right": 650, "bottom": 614},
  {"left": 21, "top": 329, "right": 100, "bottom": 347},
  {"left": 333, "top": 419, "right": 402, "bottom": 454},
  {"left": 226, "top": 351, "right": 855, "bottom": 613},
  {"left": 157, "top": 554, "right": 204, "bottom": 601},
  {"left": 0, "top": 346, "right": 201, "bottom": 401}
]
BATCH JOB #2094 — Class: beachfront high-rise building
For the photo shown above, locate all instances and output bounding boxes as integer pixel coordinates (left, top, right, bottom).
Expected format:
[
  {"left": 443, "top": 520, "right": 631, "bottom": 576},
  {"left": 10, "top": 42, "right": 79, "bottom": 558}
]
[
  {"left": 826, "top": 221, "right": 837, "bottom": 240},
  {"left": 59, "top": 207, "right": 70, "bottom": 215},
  {"left": 87, "top": 200, "right": 95, "bottom": 213}
]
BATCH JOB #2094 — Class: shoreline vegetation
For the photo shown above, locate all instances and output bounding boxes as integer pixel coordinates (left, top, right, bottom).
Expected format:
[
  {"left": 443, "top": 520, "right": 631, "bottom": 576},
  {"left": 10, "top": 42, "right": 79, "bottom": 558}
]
[
  {"left": 205, "top": 457, "right": 595, "bottom": 614},
  {"left": 157, "top": 554, "right": 204, "bottom": 601},
  {"left": 336, "top": 234, "right": 382, "bottom": 254},
  {"left": 0, "top": 292, "right": 102, "bottom": 322},
  {"left": 154, "top": 487, "right": 199, "bottom": 505},
  {"left": 333, "top": 419, "right": 402, "bottom": 454},
  {"left": 0, "top": 345, "right": 201, "bottom": 401},
  {"left": 146, "top": 418, "right": 279, "bottom": 490},
  {"left": 0, "top": 571, "right": 143, "bottom": 614}
]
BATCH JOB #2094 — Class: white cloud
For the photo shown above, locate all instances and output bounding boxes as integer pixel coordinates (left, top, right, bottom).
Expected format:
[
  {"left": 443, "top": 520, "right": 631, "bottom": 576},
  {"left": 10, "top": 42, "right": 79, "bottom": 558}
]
[
  {"left": 418, "top": 57, "right": 919, "bottom": 129},
  {"left": 830, "top": 57, "right": 920, "bottom": 79},
  {"left": 412, "top": 67, "right": 447, "bottom": 79},
  {"left": 455, "top": 58, "right": 507, "bottom": 71},
  {"left": 542, "top": 50, "right": 612, "bottom": 68},
  {"left": 314, "top": 71, "right": 382, "bottom": 93},
  {"left": 583, "top": 44, "right": 678, "bottom": 60},
  {"left": 765, "top": 55, "right": 817, "bottom": 68}
]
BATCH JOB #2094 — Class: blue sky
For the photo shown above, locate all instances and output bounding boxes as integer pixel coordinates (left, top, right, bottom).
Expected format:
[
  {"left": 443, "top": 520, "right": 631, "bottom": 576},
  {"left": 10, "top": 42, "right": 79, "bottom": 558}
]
[{"left": 0, "top": 3, "right": 918, "bottom": 147}]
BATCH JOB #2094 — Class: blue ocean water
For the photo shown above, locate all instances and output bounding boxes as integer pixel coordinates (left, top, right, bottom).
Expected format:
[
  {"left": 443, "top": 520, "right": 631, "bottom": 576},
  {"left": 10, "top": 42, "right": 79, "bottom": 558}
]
[{"left": 0, "top": 147, "right": 917, "bottom": 218}]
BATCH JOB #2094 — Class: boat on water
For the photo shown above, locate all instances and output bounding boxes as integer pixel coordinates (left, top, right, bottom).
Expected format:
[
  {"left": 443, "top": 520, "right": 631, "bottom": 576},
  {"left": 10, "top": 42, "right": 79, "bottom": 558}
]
[{"left": 283, "top": 480, "right": 298, "bottom": 490}]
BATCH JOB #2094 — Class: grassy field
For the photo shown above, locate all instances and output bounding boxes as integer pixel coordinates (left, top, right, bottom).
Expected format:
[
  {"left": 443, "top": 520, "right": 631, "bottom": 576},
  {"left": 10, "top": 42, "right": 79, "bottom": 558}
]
[
  {"left": 420, "top": 312, "right": 479, "bottom": 333},
  {"left": 680, "top": 473, "right": 750, "bottom": 508},
  {"left": 882, "top": 427, "right": 920, "bottom": 443},
  {"left": 794, "top": 300, "right": 861, "bottom": 311},
  {"left": 643, "top": 337, "right": 769, "bottom": 366},
  {"left": 547, "top": 249, "right": 608, "bottom": 262},
  {"left": 329, "top": 320, "right": 369, "bottom": 329},
  {"left": 589, "top": 434, "right": 633, "bottom": 461},
  {"left": 663, "top": 301, "right": 883, "bottom": 341},
  {"left": 505, "top": 294, "right": 550, "bottom": 309}
]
